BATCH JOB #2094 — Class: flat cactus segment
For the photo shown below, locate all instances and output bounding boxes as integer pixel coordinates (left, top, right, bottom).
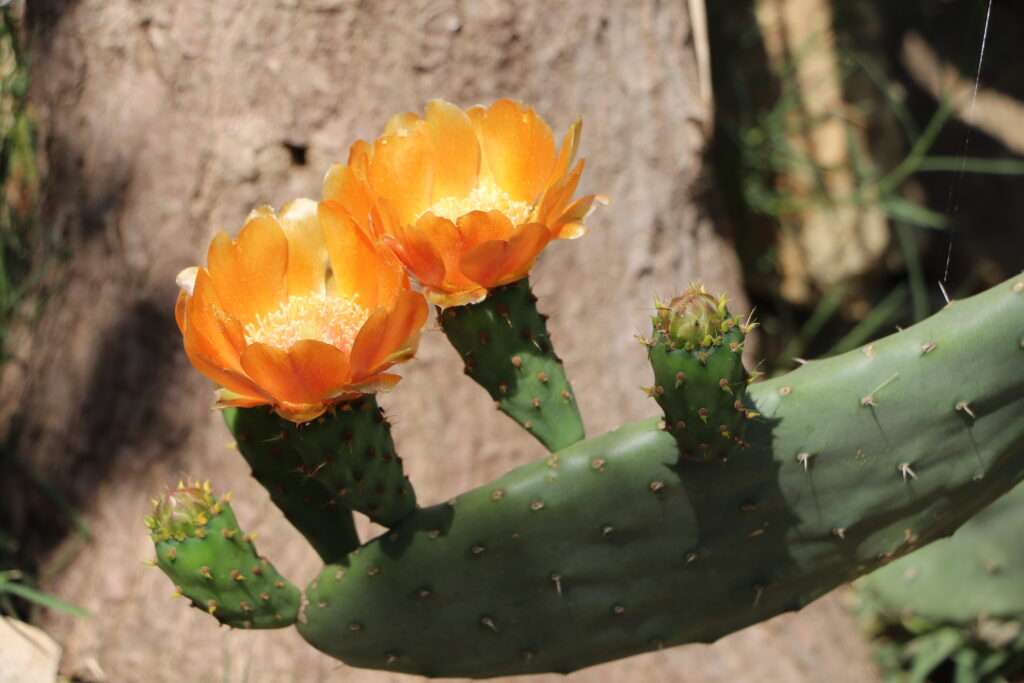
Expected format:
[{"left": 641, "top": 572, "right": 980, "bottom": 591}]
[
  {"left": 147, "top": 483, "right": 300, "bottom": 629},
  {"left": 228, "top": 399, "right": 415, "bottom": 531},
  {"left": 855, "top": 481, "right": 1024, "bottom": 682},
  {"left": 440, "top": 278, "right": 584, "bottom": 452},
  {"left": 225, "top": 407, "right": 360, "bottom": 563},
  {"left": 296, "top": 276, "right": 1024, "bottom": 677}
]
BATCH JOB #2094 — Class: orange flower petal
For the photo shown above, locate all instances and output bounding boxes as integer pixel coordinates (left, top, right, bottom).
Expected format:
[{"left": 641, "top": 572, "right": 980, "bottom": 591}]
[
  {"left": 385, "top": 214, "right": 452, "bottom": 289},
  {"left": 425, "top": 287, "right": 489, "bottom": 308},
  {"left": 187, "top": 270, "right": 248, "bottom": 371},
  {"left": 175, "top": 290, "right": 188, "bottom": 333},
  {"left": 479, "top": 99, "right": 556, "bottom": 202},
  {"left": 182, "top": 330, "right": 267, "bottom": 402},
  {"left": 553, "top": 194, "right": 600, "bottom": 240},
  {"left": 215, "top": 389, "right": 270, "bottom": 409},
  {"left": 384, "top": 111, "right": 421, "bottom": 136},
  {"left": 342, "top": 372, "right": 402, "bottom": 397},
  {"left": 323, "top": 163, "right": 375, "bottom": 238},
  {"left": 455, "top": 210, "right": 515, "bottom": 251},
  {"left": 239, "top": 343, "right": 309, "bottom": 405},
  {"left": 425, "top": 99, "right": 480, "bottom": 201},
  {"left": 206, "top": 212, "right": 288, "bottom": 324},
  {"left": 272, "top": 402, "right": 330, "bottom": 424},
  {"left": 368, "top": 125, "right": 434, "bottom": 225},
  {"left": 550, "top": 118, "right": 582, "bottom": 184},
  {"left": 279, "top": 198, "right": 327, "bottom": 297},
  {"left": 460, "top": 224, "right": 551, "bottom": 289},
  {"left": 320, "top": 201, "right": 406, "bottom": 311},
  {"left": 538, "top": 159, "right": 584, "bottom": 225},
  {"left": 287, "top": 339, "right": 352, "bottom": 399},
  {"left": 350, "top": 291, "right": 428, "bottom": 379}
]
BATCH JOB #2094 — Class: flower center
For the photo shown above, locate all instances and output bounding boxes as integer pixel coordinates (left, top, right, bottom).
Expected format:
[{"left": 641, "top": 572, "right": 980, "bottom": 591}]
[
  {"left": 426, "top": 181, "right": 533, "bottom": 226},
  {"left": 243, "top": 293, "right": 368, "bottom": 352}
]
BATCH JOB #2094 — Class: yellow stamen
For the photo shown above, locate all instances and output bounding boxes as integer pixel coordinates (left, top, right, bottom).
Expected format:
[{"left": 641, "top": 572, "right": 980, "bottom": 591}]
[
  {"left": 426, "top": 181, "right": 533, "bottom": 226},
  {"left": 244, "top": 293, "right": 368, "bottom": 351}
]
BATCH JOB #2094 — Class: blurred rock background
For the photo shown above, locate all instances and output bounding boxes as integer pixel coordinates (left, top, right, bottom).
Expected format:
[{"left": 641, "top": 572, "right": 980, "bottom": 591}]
[{"left": 0, "top": 0, "right": 1020, "bottom": 681}]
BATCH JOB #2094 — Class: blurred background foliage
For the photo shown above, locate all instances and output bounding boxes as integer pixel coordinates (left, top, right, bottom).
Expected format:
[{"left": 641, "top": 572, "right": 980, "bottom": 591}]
[
  {"left": 0, "top": 1, "right": 84, "bottom": 623},
  {"left": 709, "top": 0, "right": 1024, "bottom": 373}
]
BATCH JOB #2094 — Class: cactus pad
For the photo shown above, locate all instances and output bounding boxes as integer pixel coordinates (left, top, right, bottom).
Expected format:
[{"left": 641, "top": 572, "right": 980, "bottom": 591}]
[
  {"left": 647, "top": 285, "right": 753, "bottom": 461},
  {"left": 440, "top": 278, "right": 584, "bottom": 452},
  {"left": 228, "top": 399, "right": 416, "bottom": 530},
  {"left": 146, "top": 482, "right": 301, "bottom": 629}
]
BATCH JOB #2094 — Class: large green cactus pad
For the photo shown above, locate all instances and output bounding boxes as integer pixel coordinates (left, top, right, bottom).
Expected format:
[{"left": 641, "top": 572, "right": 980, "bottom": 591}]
[{"left": 297, "top": 277, "right": 1024, "bottom": 677}]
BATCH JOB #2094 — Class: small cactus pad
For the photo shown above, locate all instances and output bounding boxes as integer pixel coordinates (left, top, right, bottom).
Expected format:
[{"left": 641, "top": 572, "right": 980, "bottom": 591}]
[
  {"left": 224, "top": 407, "right": 360, "bottom": 563},
  {"left": 296, "top": 276, "right": 1024, "bottom": 676},
  {"left": 227, "top": 398, "right": 416, "bottom": 529},
  {"left": 647, "top": 285, "right": 752, "bottom": 462},
  {"left": 856, "top": 481, "right": 1024, "bottom": 682},
  {"left": 146, "top": 481, "right": 300, "bottom": 629},
  {"left": 440, "top": 277, "right": 584, "bottom": 452}
]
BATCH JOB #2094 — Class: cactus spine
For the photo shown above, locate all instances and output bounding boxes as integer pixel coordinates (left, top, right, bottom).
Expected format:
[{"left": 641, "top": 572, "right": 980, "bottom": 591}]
[{"left": 440, "top": 277, "right": 584, "bottom": 451}]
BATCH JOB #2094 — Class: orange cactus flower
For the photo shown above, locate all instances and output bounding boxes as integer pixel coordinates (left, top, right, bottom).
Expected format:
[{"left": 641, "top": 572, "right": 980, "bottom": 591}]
[
  {"left": 175, "top": 199, "right": 428, "bottom": 423},
  {"left": 322, "top": 98, "right": 604, "bottom": 307}
]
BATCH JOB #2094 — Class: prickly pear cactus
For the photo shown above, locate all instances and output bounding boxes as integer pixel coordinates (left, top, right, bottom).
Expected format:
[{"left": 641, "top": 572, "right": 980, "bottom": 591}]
[
  {"left": 146, "top": 482, "right": 301, "bottom": 629},
  {"left": 294, "top": 277, "right": 1024, "bottom": 676},
  {"left": 440, "top": 277, "right": 584, "bottom": 451},
  {"left": 855, "top": 481, "right": 1024, "bottom": 683}
]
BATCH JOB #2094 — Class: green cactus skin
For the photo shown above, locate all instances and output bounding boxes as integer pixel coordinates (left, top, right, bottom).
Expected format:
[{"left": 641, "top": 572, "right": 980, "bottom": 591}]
[
  {"left": 295, "top": 276, "right": 1024, "bottom": 677},
  {"left": 227, "top": 398, "right": 415, "bottom": 533},
  {"left": 224, "top": 407, "right": 360, "bottom": 563},
  {"left": 439, "top": 277, "right": 584, "bottom": 452},
  {"left": 147, "top": 484, "right": 301, "bottom": 629},
  {"left": 647, "top": 286, "right": 753, "bottom": 461},
  {"left": 856, "top": 481, "right": 1024, "bottom": 683}
]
